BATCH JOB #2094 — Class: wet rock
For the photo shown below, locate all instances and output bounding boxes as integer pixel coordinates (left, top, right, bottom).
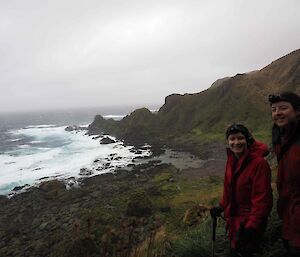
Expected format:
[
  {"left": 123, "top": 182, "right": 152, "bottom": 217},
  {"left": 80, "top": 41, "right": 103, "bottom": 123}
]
[
  {"left": 133, "top": 155, "right": 151, "bottom": 160},
  {"left": 39, "top": 176, "right": 50, "bottom": 180},
  {"left": 148, "top": 160, "right": 162, "bottom": 165},
  {"left": 100, "top": 137, "right": 116, "bottom": 144},
  {"left": 139, "top": 146, "right": 150, "bottom": 151},
  {"left": 132, "top": 162, "right": 156, "bottom": 172},
  {"left": 104, "top": 163, "right": 111, "bottom": 168},
  {"left": 12, "top": 185, "right": 27, "bottom": 191},
  {"left": 65, "top": 125, "right": 87, "bottom": 132},
  {"left": 79, "top": 168, "right": 93, "bottom": 176},
  {"left": 150, "top": 146, "right": 165, "bottom": 156}
]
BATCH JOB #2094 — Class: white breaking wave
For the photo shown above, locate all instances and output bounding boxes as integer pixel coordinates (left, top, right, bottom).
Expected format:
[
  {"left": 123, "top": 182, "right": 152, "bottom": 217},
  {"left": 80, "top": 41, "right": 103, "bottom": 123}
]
[
  {"left": 7, "top": 138, "right": 22, "bottom": 142},
  {"left": 0, "top": 125, "right": 151, "bottom": 195},
  {"left": 103, "top": 114, "right": 126, "bottom": 120},
  {"left": 24, "top": 124, "right": 57, "bottom": 129}
]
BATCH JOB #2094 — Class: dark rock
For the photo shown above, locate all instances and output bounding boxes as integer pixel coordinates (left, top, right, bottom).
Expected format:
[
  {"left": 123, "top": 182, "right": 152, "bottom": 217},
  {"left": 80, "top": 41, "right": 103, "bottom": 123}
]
[
  {"left": 148, "top": 160, "right": 162, "bottom": 165},
  {"left": 100, "top": 137, "right": 116, "bottom": 144},
  {"left": 12, "top": 185, "right": 27, "bottom": 191},
  {"left": 79, "top": 168, "right": 93, "bottom": 176},
  {"left": 39, "top": 176, "right": 50, "bottom": 180},
  {"left": 149, "top": 146, "right": 165, "bottom": 156},
  {"left": 139, "top": 146, "right": 150, "bottom": 151},
  {"left": 65, "top": 125, "right": 87, "bottom": 132},
  {"left": 132, "top": 161, "right": 157, "bottom": 172}
]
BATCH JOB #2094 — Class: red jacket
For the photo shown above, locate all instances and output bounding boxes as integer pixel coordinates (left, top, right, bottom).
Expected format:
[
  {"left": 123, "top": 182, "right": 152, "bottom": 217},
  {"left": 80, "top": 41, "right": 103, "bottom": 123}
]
[
  {"left": 220, "top": 141, "right": 273, "bottom": 248},
  {"left": 274, "top": 121, "right": 300, "bottom": 247}
]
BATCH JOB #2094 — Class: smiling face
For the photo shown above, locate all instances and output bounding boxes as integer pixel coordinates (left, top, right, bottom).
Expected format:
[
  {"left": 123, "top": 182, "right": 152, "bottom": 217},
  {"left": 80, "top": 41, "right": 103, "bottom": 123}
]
[
  {"left": 271, "top": 101, "right": 299, "bottom": 128},
  {"left": 228, "top": 132, "right": 247, "bottom": 158}
]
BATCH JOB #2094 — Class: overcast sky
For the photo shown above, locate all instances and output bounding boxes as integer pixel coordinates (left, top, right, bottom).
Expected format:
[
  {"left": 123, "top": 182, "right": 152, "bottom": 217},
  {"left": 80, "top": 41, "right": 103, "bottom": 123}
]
[{"left": 0, "top": 0, "right": 299, "bottom": 113}]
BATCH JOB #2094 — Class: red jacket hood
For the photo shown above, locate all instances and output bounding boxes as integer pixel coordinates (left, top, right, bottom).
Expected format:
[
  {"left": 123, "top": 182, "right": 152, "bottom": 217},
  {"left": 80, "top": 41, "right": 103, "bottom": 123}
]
[{"left": 248, "top": 141, "right": 269, "bottom": 159}]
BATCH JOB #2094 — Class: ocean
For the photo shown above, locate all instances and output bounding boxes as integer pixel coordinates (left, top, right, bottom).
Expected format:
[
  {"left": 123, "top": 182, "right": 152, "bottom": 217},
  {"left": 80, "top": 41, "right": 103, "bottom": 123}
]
[{"left": 0, "top": 108, "right": 152, "bottom": 196}]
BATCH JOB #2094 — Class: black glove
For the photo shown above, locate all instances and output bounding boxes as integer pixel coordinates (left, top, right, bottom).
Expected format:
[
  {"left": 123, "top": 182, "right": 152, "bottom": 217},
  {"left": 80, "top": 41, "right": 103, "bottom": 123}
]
[
  {"left": 236, "top": 225, "right": 255, "bottom": 250},
  {"left": 210, "top": 206, "right": 223, "bottom": 218}
]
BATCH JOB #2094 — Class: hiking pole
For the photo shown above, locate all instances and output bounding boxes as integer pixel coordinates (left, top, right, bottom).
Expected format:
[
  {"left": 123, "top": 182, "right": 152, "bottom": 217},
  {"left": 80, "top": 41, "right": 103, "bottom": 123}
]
[{"left": 212, "top": 215, "right": 217, "bottom": 257}]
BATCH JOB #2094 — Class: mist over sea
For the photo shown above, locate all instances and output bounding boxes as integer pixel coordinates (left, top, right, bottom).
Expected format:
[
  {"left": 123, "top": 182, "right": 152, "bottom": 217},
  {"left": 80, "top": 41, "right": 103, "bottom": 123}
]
[{"left": 0, "top": 107, "right": 155, "bottom": 196}]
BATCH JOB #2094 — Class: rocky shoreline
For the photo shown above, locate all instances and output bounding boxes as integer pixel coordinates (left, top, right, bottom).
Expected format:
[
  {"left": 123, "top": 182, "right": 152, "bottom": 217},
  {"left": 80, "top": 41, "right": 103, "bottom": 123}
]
[{"left": 0, "top": 137, "right": 226, "bottom": 257}]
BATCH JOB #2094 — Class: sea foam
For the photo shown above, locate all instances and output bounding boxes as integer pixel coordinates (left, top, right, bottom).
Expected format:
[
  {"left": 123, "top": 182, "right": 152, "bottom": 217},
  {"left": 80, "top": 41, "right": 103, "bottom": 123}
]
[{"left": 0, "top": 125, "right": 151, "bottom": 195}]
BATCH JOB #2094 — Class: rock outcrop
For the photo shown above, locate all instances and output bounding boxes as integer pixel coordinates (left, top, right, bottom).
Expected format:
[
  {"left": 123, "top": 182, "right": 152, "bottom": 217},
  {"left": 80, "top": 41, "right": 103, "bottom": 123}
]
[
  {"left": 65, "top": 125, "right": 87, "bottom": 131},
  {"left": 100, "top": 137, "right": 116, "bottom": 144}
]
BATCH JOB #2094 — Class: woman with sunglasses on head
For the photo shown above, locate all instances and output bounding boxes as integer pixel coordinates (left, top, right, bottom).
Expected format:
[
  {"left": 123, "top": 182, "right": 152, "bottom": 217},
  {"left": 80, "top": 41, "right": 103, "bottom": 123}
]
[
  {"left": 269, "top": 92, "right": 300, "bottom": 257},
  {"left": 210, "top": 124, "right": 273, "bottom": 257}
]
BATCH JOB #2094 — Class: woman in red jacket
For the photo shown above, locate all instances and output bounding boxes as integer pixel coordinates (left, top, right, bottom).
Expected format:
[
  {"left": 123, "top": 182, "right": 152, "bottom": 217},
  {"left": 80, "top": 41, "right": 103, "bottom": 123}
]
[
  {"left": 210, "top": 124, "right": 273, "bottom": 257},
  {"left": 269, "top": 92, "right": 300, "bottom": 256}
]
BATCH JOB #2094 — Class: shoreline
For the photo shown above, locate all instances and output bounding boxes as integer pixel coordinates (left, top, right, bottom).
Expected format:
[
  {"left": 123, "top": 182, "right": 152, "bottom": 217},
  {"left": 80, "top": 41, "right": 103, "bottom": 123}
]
[
  {"left": 0, "top": 139, "right": 226, "bottom": 257},
  {"left": 5, "top": 143, "right": 226, "bottom": 198}
]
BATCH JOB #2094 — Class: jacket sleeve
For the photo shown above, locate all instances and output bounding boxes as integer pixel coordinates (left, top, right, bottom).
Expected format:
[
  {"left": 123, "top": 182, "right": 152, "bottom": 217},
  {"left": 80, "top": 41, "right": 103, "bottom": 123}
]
[
  {"left": 219, "top": 163, "right": 230, "bottom": 210},
  {"left": 246, "top": 158, "right": 273, "bottom": 231}
]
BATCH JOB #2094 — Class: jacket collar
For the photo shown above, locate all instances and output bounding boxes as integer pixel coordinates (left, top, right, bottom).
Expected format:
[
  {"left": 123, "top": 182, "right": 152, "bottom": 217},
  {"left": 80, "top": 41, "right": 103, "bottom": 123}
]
[
  {"left": 226, "top": 147, "right": 250, "bottom": 175},
  {"left": 226, "top": 140, "right": 269, "bottom": 175},
  {"left": 274, "top": 120, "right": 300, "bottom": 161}
]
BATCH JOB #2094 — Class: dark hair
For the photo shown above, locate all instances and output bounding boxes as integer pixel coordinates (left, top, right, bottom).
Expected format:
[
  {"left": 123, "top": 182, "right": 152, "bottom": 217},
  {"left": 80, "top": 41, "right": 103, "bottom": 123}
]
[
  {"left": 268, "top": 92, "right": 300, "bottom": 110},
  {"left": 226, "top": 124, "right": 254, "bottom": 146}
]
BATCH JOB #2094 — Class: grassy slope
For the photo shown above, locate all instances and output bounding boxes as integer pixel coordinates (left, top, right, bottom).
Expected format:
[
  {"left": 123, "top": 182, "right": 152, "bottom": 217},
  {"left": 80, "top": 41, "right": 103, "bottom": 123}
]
[
  {"left": 38, "top": 163, "right": 283, "bottom": 257},
  {"left": 88, "top": 49, "right": 300, "bottom": 150}
]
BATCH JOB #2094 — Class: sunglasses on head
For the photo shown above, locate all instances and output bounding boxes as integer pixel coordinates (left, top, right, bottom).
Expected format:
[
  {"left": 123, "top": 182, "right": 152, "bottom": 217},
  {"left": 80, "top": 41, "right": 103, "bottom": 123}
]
[
  {"left": 228, "top": 125, "right": 240, "bottom": 132},
  {"left": 268, "top": 94, "right": 288, "bottom": 104}
]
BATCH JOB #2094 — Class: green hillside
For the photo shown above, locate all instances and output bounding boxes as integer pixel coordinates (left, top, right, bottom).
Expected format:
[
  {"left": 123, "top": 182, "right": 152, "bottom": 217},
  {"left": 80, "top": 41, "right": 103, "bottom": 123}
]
[{"left": 89, "top": 49, "right": 300, "bottom": 150}]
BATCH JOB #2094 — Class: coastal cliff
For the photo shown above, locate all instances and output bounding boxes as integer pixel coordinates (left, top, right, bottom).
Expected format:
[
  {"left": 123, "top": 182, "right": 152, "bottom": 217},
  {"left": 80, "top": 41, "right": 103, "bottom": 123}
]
[{"left": 89, "top": 49, "right": 300, "bottom": 149}]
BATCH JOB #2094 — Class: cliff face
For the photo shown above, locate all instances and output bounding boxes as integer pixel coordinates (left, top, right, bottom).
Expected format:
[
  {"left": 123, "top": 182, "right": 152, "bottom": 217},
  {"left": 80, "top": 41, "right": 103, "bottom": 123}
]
[{"left": 88, "top": 49, "right": 300, "bottom": 145}]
